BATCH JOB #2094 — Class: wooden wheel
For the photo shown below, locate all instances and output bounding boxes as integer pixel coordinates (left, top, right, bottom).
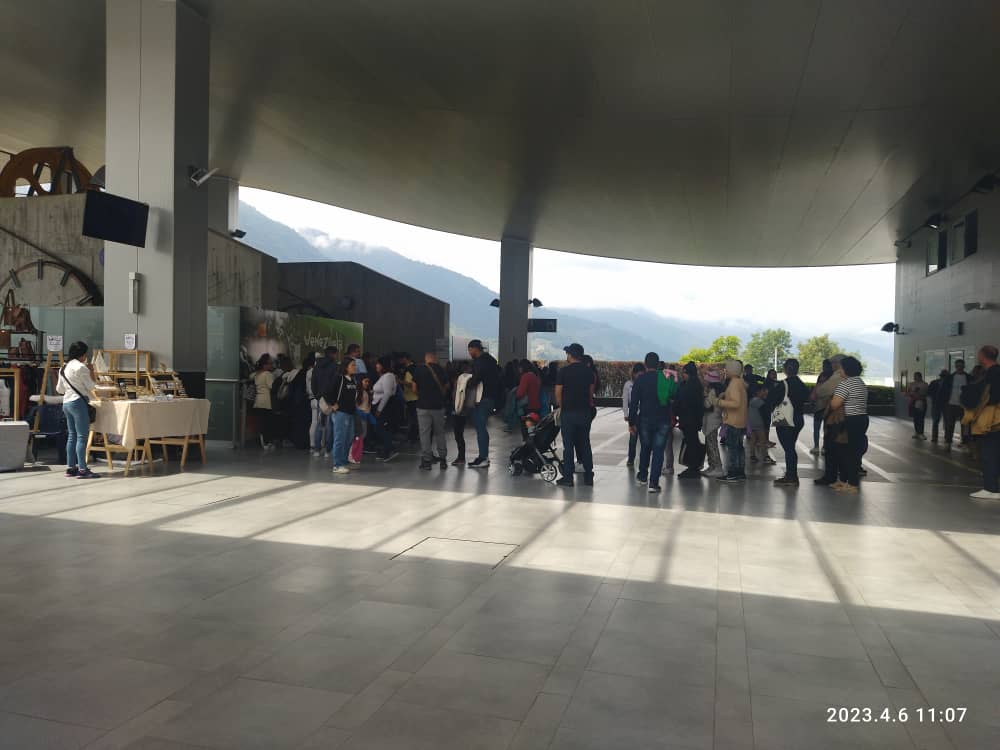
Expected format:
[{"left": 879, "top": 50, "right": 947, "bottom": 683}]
[{"left": 0, "top": 147, "right": 94, "bottom": 197}]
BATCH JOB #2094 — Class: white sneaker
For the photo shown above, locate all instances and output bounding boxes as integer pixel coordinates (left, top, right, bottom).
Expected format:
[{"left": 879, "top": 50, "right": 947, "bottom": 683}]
[
  {"left": 331, "top": 466, "right": 350, "bottom": 475},
  {"left": 312, "top": 450, "right": 322, "bottom": 457},
  {"left": 969, "top": 489, "right": 1000, "bottom": 500},
  {"left": 661, "top": 467, "right": 674, "bottom": 476}
]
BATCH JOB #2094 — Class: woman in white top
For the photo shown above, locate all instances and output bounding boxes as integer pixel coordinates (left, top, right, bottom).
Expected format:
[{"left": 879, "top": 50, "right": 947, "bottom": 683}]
[
  {"left": 622, "top": 363, "right": 644, "bottom": 467},
  {"left": 56, "top": 341, "right": 98, "bottom": 479},
  {"left": 370, "top": 357, "right": 399, "bottom": 461}
]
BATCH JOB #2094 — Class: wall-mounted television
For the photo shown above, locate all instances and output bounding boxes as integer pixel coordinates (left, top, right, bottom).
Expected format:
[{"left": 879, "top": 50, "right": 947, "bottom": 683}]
[{"left": 82, "top": 190, "right": 149, "bottom": 247}]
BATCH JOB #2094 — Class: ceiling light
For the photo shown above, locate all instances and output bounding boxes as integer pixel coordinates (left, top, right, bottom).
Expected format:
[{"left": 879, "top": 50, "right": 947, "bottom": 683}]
[{"left": 924, "top": 214, "right": 943, "bottom": 231}]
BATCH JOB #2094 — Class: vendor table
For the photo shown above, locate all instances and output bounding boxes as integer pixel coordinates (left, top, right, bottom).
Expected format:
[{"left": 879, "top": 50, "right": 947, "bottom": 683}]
[{"left": 87, "top": 398, "right": 211, "bottom": 474}]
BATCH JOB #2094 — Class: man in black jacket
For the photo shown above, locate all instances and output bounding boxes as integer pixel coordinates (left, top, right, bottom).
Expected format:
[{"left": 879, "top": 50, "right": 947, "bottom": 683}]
[
  {"left": 311, "top": 346, "right": 339, "bottom": 454},
  {"left": 926, "top": 369, "right": 949, "bottom": 443},
  {"left": 971, "top": 345, "right": 1000, "bottom": 499},
  {"left": 466, "top": 339, "right": 500, "bottom": 468},
  {"left": 413, "top": 352, "right": 450, "bottom": 470},
  {"left": 675, "top": 362, "right": 706, "bottom": 480}
]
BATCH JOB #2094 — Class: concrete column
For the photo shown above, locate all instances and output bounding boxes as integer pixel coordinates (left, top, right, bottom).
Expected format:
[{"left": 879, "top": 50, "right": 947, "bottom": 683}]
[
  {"left": 498, "top": 236, "right": 533, "bottom": 364},
  {"left": 104, "top": 0, "right": 209, "bottom": 395},
  {"left": 207, "top": 178, "right": 239, "bottom": 235}
]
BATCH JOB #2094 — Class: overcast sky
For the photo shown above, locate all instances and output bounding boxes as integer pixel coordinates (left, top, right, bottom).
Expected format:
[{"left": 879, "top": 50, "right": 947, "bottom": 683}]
[{"left": 242, "top": 187, "right": 896, "bottom": 335}]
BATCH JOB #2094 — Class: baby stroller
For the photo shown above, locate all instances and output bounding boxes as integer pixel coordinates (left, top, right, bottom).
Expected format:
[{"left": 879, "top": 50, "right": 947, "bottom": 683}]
[{"left": 508, "top": 411, "right": 561, "bottom": 483}]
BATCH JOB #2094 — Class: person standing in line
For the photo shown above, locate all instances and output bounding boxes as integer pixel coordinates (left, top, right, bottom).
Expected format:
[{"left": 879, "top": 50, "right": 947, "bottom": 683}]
[
  {"left": 466, "top": 339, "right": 500, "bottom": 469},
  {"left": 813, "top": 355, "right": 847, "bottom": 486},
  {"left": 622, "top": 363, "right": 645, "bottom": 468},
  {"left": 629, "top": 352, "right": 672, "bottom": 494},
  {"left": 346, "top": 343, "right": 367, "bottom": 375},
  {"left": 371, "top": 357, "right": 399, "bottom": 462},
  {"left": 659, "top": 363, "right": 678, "bottom": 477},
  {"left": 905, "top": 372, "right": 929, "bottom": 440},
  {"left": 354, "top": 374, "right": 374, "bottom": 464},
  {"left": 324, "top": 358, "right": 359, "bottom": 475},
  {"left": 827, "top": 356, "right": 868, "bottom": 494},
  {"left": 57, "top": 341, "right": 99, "bottom": 479},
  {"left": 515, "top": 359, "right": 542, "bottom": 424},
  {"left": 703, "top": 373, "right": 726, "bottom": 478},
  {"left": 717, "top": 359, "right": 749, "bottom": 483},
  {"left": 747, "top": 384, "right": 773, "bottom": 466},
  {"left": 942, "top": 360, "right": 969, "bottom": 449},
  {"left": 251, "top": 353, "right": 277, "bottom": 451},
  {"left": 413, "top": 352, "right": 450, "bottom": 470},
  {"left": 555, "top": 343, "right": 596, "bottom": 487},
  {"left": 768, "top": 358, "right": 809, "bottom": 486},
  {"left": 810, "top": 359, "right": 834, "bottom": 454},
  {"left": 306, "top": 353, "right": 324, "bottom": 457},
  {"left": 968, "top": 345, "right": 1000, "bottom": 499},
  {"left": 450, "top": 361, "right": 476, "bottom": 466},
  {"left": 399, "top": 353, "right": 420, "bottom": 444},
  {"left": 675, "top": 362, "right": 706, "bottom": 480},
  {"left": 311, "top": 346, "right": 340, "bottom": 456},
  {"left": 927, "top": 368, "right": 949, "bottom": 443}
]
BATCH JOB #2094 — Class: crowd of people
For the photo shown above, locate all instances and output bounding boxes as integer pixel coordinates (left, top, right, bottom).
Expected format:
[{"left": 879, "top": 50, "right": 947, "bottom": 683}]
[{"left": 240, "top": 337, "right": 1000, "bottom": 501}]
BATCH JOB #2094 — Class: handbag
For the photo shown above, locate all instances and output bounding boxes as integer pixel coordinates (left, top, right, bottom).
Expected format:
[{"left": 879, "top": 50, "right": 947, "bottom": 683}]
[
  {"left": 60, "top": 365, "right": 97, "bottom": 423},
  {"left": 770, "top": 383, "right": 795, "bottom": 427},
  {"left": 350, "top": 435, "right": 364, "bottom": 463},
  {"left": 1, "top": 290, "right": 36, "bottom": 332}
]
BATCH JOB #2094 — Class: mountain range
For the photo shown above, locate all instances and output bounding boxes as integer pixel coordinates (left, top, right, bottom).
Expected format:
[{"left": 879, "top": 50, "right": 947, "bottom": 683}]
[{"left": 238, "top": 201, "right": 893, "bottom": 377}]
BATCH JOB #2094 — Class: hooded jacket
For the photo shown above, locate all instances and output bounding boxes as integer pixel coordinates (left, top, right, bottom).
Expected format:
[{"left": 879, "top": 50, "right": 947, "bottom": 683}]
[{"left": 718, "top": 376, "right": 748, "bottom": 429}]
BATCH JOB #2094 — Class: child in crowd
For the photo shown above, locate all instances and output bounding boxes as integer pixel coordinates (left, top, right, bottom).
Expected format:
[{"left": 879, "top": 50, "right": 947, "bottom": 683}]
[
  {"left": 353, "top": 375, "right": 374, "bottom": 463},
  {"left": 748, "top": 384, "right": 776, "bottom": 465}
]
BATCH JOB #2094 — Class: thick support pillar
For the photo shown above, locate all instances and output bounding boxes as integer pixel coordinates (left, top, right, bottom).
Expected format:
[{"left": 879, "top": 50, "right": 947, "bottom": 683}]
[
  {"left": 207, "top": 178, "right": 239, "bottom": 235},
  {"left": 104, "top": 0, "right": 209, "bottom": 395},
  {"left": 498, "top": 237, "right": 533, "bottom": 364}
]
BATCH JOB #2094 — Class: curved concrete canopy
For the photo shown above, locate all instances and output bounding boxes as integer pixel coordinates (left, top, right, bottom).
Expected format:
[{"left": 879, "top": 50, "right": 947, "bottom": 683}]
[{"left": 3, "top": 0, "right": 1000, "bottom": 267}]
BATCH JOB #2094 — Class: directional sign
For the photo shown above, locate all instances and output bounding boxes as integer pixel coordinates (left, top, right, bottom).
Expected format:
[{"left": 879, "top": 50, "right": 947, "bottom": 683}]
[{"left": 527, "top": 318, "right": 557, "bottom": 333}]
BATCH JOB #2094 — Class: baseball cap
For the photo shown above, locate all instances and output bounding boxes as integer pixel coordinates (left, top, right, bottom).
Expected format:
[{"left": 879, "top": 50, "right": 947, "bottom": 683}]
[{"left": 563, "top": 343, "right": 585, "bottom": 358}]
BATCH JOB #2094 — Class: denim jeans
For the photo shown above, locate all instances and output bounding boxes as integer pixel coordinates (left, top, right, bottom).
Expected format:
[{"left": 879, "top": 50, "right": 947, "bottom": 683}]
[
  {"left": 663, "top": 423, "right": 674, "bottom": 471},
  {"left": 63, "top": 398, "right": 90, "bottom": 471},
  {"left": 473, "top": 397, "right": 494, "bottom": 460},
  {"left": 812, "top": 412, "right": 824, "bottom": 449},
  {"left": 331, "top": 410, "right": 355, "bottom": 468},
  {"left": 561, "top": 409, "right": 593, "bottom": 478},
  {"left": 724, "top": 424, "right": 745, "bottom": 477},
  {"left": 637, "top": 418, "right": 670, "bottom": 481},
  {"left": 322, "top": 411, "right": 336, "bottom": 453},
  {"left": 912, "top": 409, "right": 926, "bottom": 436},
  {"left": 627, "top": 430, "right": 638, "bottom": 463},
  {"left": 979, "top": 431, "right": 1000, "bottom": 492},
  {"left": 309, "top": 400, "right": 323, "bottom": 450},
  {"left": 776, "top": 423, "right": 802, "bottom": 479}
]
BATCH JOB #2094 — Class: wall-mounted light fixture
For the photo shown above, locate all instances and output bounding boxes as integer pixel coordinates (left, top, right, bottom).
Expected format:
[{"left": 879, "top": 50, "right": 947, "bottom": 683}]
[
  {"left": 128, "top": 271, "right": 141, "bottom": 314},
  {"left": 881, "top": 322, "right": 902, "bottom": 334},
  {"left": 230, "top": 229, "right": 247, "bottom": 239},
  {"left": 962, "top": 301, "right": 994, "bottom": 312}
]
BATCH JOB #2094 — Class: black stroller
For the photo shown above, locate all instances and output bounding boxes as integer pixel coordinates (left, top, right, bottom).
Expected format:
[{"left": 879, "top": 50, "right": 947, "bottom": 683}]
[{"left": 508, "top": 411, "right": 561, "bottom": 483}]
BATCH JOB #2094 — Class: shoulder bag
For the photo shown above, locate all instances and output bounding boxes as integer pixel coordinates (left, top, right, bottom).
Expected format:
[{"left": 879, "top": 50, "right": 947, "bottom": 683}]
[
  {"left": 61, "top": 365, "right": 97, "bottom": 423},
  {"left": 770, "top": 382, "right": 795, "bottom": 428},
  {"left": 427, "top": 365, "right": 448, "bottom": 397}
]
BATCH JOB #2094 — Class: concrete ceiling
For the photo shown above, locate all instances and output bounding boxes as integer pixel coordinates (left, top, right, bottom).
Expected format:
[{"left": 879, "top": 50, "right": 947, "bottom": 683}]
[{"left": 3, "top": 0, "right": 1000, "bottom": 267}]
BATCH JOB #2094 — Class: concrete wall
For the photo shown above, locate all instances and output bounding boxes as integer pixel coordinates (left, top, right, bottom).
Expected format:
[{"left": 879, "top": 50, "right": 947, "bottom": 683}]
[
  {"left": 206, "top": 229, "right": 278, "bottom": 308},
  {"left": 894, "top": 189, "right": 1000, "bottom": 404},
  {"left": 0, "top": 195, "right": 275, "bottom": 308},
  {"left": 0, "top": 195, "right": 103, "bottom": 303},
  {"left": 278, "top": 261, "right": 449, "bottom": 358}
]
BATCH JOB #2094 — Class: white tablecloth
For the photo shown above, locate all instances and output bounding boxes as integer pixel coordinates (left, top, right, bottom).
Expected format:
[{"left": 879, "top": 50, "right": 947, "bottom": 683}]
[{"left": 92, "top": 399, "right": 211, "bottom": 449}]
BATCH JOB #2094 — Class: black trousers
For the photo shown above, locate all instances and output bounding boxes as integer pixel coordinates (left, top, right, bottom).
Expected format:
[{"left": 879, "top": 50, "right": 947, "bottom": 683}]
[
  {"left": 452, "top": 414, "right": 467, "bottom": 460},
  {"left": 844, "top": 415, "right": 869, "bottom": 487}
]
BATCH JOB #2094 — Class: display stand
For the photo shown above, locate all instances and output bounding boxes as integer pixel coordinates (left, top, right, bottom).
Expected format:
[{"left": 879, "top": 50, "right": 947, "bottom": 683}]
[
  {"left": 0, "top": 366, "right": 22, "bottom": 420},
  {"left": 84, "top": 427, "right": 149, "bottom": 477},
  {"left": 147, "top": 433, "right": 206, "bottom": 469},
  {"left": 92, "top": 349, "right": 153, "bottom": 393}
]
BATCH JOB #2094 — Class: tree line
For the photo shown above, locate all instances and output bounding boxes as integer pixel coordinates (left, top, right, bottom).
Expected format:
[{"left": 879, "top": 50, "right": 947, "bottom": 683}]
[{"left": 679, "top": 330, "right": 862, "bottom": 375}]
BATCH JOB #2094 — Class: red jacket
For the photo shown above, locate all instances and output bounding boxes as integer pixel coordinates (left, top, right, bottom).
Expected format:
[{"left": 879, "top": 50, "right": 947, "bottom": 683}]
[{"left": 516, "top": 371, "right": 541, "bottom": 410}]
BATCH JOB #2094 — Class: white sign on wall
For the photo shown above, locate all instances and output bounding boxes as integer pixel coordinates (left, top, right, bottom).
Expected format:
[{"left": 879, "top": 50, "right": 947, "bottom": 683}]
[
  {"left": 124, "top": 333, "right": 137, "bottom": 351},
  {"left": 45, "top": 335, "right": 63, "bottom": 353}
]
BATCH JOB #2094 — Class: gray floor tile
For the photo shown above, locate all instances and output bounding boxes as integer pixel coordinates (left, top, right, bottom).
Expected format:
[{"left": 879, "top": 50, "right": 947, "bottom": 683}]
[
  {"left": 315, "top": 600, "right": 443, "bottom": 646},
  {"left": 341, "top": 700, "right": 518, "bottom": 750},
  {"left": 444, "top": 614, "right": 575, "bottom": 665},
  {"left": 245, "top": 632, "right": 407, "bottom": 694},
  {"left": 365, "top": 569, "right": 482, "bottom": 610},
  {"left": 747, "top": 649, "right": 891, "bottom": 706},
  {"left": 560, "top": 670, "right": 715, "bottom": 749},
  {"left": 587, "top": 628, "right": 717, "bottom": 687},
  {"left": 0, "top": 656, "right": 194, "bottom": 730},
  {"left": 0, "top": 710, "right": 102, "bottom": 750},
  {"left": 393, "top": 650, "right": 549, "bottom": 720},
  {"left": 149, "top": 677, "right": 350, "bottom": 750}
]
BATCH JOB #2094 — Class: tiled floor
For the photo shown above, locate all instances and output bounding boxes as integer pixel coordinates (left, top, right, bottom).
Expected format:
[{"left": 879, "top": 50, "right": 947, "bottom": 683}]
[{"left": 0, "top": 412, "right": 998, "bottom": 749}]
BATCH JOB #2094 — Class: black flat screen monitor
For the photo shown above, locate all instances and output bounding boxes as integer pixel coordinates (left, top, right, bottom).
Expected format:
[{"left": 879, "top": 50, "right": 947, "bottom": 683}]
[{"left": 82, "top": 190, "right": 149, "bottom": 247}]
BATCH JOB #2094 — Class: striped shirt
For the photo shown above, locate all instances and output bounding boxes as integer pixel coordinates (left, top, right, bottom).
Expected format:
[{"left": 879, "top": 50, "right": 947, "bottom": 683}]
[{"left": 834, "top": 376, "right": 868, "bottom": 416}]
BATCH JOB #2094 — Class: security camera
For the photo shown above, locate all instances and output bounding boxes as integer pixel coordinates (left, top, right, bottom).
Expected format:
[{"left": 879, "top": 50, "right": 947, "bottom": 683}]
[{"left": 188, "top": 167, "right": 219, "bottom": 187}]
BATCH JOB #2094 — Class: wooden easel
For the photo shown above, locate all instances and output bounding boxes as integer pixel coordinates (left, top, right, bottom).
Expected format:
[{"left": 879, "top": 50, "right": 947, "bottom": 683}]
[{"left": 33, "top": 350, "right": 65, "bottom": 431}]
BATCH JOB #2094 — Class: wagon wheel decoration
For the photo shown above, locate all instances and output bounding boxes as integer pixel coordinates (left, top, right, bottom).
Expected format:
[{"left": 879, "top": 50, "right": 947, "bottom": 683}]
[
  {"left": 0, "top": 147, "right": 94, "bottom": 198},
  {"left": 0, "top": 259, "right": 102, "bottom": 307}
]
